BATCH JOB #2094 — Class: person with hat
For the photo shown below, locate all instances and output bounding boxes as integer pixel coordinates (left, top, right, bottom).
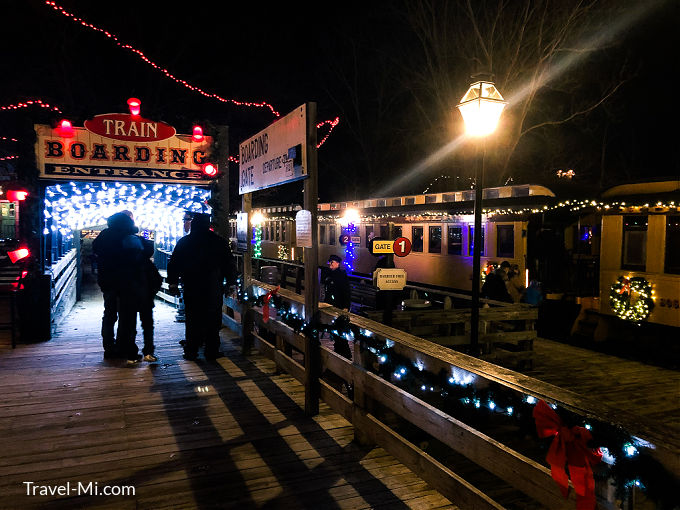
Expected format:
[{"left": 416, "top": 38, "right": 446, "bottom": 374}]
[
  {"left": 323, "top": 254, "right": 351, "bottom": 312},
  {"left": 167, "top": 214, "right": 237, "bottom": 361}
]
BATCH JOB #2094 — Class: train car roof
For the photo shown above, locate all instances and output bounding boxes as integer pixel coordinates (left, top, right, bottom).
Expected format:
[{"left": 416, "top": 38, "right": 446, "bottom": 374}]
[
  {"left": 317, "top": 184, "right": 555, "bottom": 216},
  {"left": 602, "top": 180, "right": 680, "bottom": 199}
]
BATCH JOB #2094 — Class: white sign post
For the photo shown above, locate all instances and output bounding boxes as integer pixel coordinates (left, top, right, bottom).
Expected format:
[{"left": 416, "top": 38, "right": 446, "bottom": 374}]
[
  {"left": 239, "top": 104, "right": 307, "bottom": 194},
  {"left": 373, "top": 269, "right": 407, "bottom": 291}
]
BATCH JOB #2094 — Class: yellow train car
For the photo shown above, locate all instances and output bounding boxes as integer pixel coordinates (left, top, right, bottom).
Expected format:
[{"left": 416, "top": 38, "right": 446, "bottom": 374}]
[{"left": 598, "top": 181, "right": 680, "bottom": 328}]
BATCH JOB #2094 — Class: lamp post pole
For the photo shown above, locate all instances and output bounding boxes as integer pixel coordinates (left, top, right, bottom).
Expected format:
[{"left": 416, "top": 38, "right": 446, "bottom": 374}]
[
  {"left": 470, "top": 141, "right": 485, "bottom": 356},
  {"left": 457, "top": 78, "right": 506, "bottom": 358}
]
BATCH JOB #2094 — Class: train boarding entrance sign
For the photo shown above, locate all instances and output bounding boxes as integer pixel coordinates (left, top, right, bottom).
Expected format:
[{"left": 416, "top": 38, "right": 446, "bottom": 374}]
[
  {"left": 35, "top": 114, "right": 213, "bottom": 185},
  {"left": 373, "top": 268, "right": 407, "bottom": 290}
]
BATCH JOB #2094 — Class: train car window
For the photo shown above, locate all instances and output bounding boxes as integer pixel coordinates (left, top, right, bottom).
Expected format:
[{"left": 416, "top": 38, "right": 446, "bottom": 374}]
[
  {"left": 392, "top": 198, "right": 402, "bottom": 206},
  {"left": 405, "top": 197, "right": 415, "bottom": 205},
  {"left": 380, "top": 225, "right": 389, "bottom": 238},
  {"left": 319, "top": 225, "right": 326, "bottom": 244},
  {"left": 425, "top": 195, "right": 437, "bottom": 204},
  {"left": 412, "top": 226, "right": 423, "bottom": 252},
  {"left": 329, "top": 225, "right": 336, "bottom": 245},
  {"left": 394, "top": 226, "right": 402, "bottom": 238},
  {"left": 497, "top": 225, "right": 514, "bottom": 258},
  {"left": 443, "top": 193, "right": 455, "bottom": 202},
  {"left": 429, "top": 226, "right": 442, "bottom": 253},
  {"left": 577, "top": 226, "right": 594, "bottom": 255},
  {"left": 622, "top": 215, "right": 647, "bottom": 270},
  {"left": 275, "top": 222, "right": 280, "bottom": 242},
  {"left": 448, "top": 226, "right": 462, "bottom": 255},
  {"left": 665, "top": 215, "right": 680, "bottom": 274},
  {"left": 365, "top": 225, "right": 374, "bottom": 247},
  {"left": 468, "top": 226, "right": 485, "bottom": 256}
]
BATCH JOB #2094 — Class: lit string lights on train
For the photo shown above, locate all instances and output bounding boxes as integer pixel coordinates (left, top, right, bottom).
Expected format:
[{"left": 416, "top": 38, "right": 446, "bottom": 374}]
[
  {"left": 43, "top": 182, "right": 211, "bottom": 251},
  {"left": 43, "top": 1, "right": 340, "bottom": 149}
]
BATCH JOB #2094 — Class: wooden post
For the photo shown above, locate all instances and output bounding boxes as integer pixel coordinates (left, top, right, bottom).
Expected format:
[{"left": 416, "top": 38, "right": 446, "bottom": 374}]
[
  {"left": 303, "top": 102, "right": 320, "bottom": 416},
  {"left": 241, "top": 193, "right": 253, "bottom": 355},
  {"left": 213, "top": 126, "right": 230, "bottom": 238},
  {"left": 352, "top": 337, "right": 374, "bottom": 446}
]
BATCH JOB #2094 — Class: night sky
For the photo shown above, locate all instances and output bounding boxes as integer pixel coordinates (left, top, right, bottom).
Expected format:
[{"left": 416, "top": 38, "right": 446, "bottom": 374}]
[{"left": 1, "top": 0, "right": 678, "bottom": 209}]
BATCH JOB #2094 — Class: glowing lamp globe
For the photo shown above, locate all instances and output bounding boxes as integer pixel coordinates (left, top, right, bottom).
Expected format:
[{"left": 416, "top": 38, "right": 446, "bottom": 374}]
[
  {"left": 339, "top": 208, "right": 360, "bottom": 227},
  {"left": 8, "top": 248, "right": 30, "bottom": 264},
  {"left": 250, "top": 211, "right": 265, "bottom": 226},
  {"left": 127, "top": 97, "right": 141, "bottom": 116},
  {"left": 457, "top": 80, "right": 507, "bottom": 137},
  {"left": 202, "top": 163, "right": 218, "bottom": 177},
  {"left": 7, "top": 190, "right": 29, "bottom": 201},
  {"left": 57, "top": 119, "right": 75, "bottom": 137},
  {"left": 192, "top": 125, "right": 204, "bottom": 142}
]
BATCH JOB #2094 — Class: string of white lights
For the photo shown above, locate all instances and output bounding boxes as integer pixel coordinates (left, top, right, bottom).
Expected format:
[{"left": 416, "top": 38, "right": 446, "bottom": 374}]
[{"left": 43, "top": 181, "right": 211, "bottom": 251}]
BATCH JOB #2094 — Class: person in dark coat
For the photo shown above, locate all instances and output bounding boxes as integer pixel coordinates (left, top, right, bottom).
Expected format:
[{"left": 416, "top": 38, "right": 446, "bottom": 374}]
[
  {"left": 322, "top": 254, "right": 352, "bottom": 359},
  {"left": 139, "top": 238, "right": 161, "bottom": 362},
  {"left": 167, "top": 214, "right": 236, "bottom": 361},
  {"left": 322, "top": 254, "right": 351, "bottom": 311},
  {"left": 92, "top": 211, "right": 149, "bottom": 362},
  {"left": 481, "top": 260, "right": 513, "bottom": 303}
]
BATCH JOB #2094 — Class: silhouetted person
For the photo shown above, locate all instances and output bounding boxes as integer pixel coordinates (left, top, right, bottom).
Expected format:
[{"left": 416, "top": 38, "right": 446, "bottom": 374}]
[
  {"left": 93, "top": 211, "right": 149, "bottom": 362},
  {"left": 481, "top": 260, "right": 513, "bottom": 303},
  {"left": 139, "top": 241, "right": 161, "bottom": 362},
  {"left": 167, "top": 214, "right": 236, "bottom": 361},
  {"left": 322, "top": 254, "right": 352, "bottom": 359}
]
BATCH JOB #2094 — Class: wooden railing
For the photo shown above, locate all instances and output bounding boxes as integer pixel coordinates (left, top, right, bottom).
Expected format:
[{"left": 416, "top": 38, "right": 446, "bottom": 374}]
[
  {"left": 223, "top": 280, "right": 678, "bottom": 509},
  {"left": 49, "top": 248, "right": 78, "bottom": 328}
]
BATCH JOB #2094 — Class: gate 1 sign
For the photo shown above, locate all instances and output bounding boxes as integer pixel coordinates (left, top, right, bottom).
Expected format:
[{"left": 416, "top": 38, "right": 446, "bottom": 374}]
[
  {"left": 239, "top": 105, "right": 308, "bottom": 194},
  {"left": 393, "top": 237, "right": 412, "bottom": 257},
  {"left": 373, "top": 268, "right": 407, "bottom": 290}
]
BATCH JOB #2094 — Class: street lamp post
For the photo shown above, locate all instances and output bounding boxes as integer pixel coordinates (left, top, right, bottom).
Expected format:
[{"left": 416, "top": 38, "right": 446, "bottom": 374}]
[{"left": 457, "top": 79, "right": 506, "bottom": 355}]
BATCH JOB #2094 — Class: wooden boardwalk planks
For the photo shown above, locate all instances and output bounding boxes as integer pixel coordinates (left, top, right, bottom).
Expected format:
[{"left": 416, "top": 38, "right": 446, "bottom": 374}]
[{"left": 0, "top": 294, "right": 453, "bottom": 510}]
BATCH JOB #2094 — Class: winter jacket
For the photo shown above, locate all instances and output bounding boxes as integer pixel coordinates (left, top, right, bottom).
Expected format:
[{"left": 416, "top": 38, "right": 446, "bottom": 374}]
[
  {"left": 93, "top": 213, "right": 143, "bottom": 289},
  {"left": 166, "top": 220, "right": 236, "bottom": 303},
  {"left": 323, "top": 267, "right": 351, "bottom": 310}
]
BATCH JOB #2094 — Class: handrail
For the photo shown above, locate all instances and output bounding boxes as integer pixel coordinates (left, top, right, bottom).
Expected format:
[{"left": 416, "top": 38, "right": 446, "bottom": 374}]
[{"left": 224, "top": 280, "right": 678, "bottom": 508}]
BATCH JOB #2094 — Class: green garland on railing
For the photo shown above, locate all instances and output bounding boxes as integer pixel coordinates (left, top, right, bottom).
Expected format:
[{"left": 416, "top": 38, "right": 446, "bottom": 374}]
[{"left": 239, "top": 289, "right": 679, "bottom": 506}]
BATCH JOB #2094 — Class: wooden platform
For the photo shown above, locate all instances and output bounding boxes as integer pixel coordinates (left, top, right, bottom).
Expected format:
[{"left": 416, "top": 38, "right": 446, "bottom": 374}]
[{"left": 0, "top": 294, "right": 453, "bottom": 509}]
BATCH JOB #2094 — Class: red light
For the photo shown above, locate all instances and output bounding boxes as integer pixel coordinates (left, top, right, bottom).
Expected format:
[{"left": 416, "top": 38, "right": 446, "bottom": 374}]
[
  {"left": 127, "top": 97, "right": 141, "bottom": 116},
  {"left": 57, "top": 119, "right": 74, "bottom": 137},
  {"left": 8, "top": 248, "right": 30, "bottom": 264},
  {"left": 7, "top": 190, "right": 29, "bottom": 201},
  {"left": 202, "top": 164, "right": 218, "bottom": 177},
  {"left": 192, "top": 125, "right": 204, "bottom": 142}
]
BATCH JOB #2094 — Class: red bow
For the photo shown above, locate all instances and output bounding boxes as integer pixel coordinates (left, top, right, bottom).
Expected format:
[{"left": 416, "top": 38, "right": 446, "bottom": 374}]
[
  {"left": 533, "top": 400, "right": 602, "bottom": 510},
  {"left": 617, "top": 278, "right": 630, "bottom": 295},
  {"left": 262, "top": 286, "right": 280, "bottom": 323}
]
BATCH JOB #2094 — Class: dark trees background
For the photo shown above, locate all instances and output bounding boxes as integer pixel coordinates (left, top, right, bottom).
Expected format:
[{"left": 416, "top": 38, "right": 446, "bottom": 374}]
[{"left": 1, "top": 0, "right": 677, "bottom": 207}]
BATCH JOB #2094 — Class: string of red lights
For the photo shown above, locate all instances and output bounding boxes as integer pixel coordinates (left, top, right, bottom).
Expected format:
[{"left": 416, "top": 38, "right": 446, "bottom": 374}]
[
  {"left": 0, "top": 100, "right": 62, "bottom": 113},
  {"left": 44, "top": 1, "right": 281, "bottom": 117},
  {"left": 42, "top": 1, "right": 339, "bottom": 148}
]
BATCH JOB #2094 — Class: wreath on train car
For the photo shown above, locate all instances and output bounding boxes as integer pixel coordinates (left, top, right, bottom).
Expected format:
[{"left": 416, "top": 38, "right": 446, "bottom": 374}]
[{"left": 609, "top": 276, "right": 654, "bottom": 322}]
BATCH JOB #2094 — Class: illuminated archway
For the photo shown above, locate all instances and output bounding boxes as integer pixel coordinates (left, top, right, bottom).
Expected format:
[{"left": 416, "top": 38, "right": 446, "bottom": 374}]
[{"left": 43, "top": 181, "right": 211, "bottom": 251}]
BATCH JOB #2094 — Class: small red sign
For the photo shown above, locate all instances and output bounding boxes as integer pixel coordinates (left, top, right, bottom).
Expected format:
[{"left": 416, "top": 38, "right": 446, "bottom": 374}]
[
  {"left": 84, "top": 113, "right": 176, "bottom": 142},
  {"left": 393, "top": 237, "right": 412, "bottom": 257}
]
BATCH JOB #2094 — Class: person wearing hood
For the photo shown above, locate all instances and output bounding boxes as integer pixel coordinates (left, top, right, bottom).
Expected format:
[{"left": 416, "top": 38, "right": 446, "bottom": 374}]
[
  {"left": 167, "top": 214, "right": 236, "bottom": 361},
  {"left": 93, "top": 210, "right": 151, "bottom": 362}
]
